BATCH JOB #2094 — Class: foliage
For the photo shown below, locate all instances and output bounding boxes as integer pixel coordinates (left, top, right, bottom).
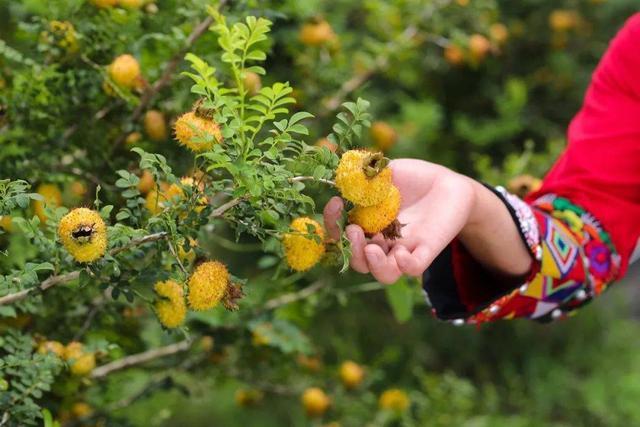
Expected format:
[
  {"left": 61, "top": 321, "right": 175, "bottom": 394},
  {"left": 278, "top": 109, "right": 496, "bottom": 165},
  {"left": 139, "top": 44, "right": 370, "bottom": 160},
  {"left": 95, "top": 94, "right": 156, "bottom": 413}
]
[{"left": 0, "top": 0, "right": 639, "bottom": 426}]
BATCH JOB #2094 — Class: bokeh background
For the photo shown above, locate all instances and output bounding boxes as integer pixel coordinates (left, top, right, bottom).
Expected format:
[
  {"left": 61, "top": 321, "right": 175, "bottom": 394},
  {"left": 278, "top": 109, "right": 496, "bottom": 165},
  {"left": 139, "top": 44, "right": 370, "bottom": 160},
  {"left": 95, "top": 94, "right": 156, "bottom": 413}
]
[{"left": 1, "top": 0, "right": 640, "bottom": 426}]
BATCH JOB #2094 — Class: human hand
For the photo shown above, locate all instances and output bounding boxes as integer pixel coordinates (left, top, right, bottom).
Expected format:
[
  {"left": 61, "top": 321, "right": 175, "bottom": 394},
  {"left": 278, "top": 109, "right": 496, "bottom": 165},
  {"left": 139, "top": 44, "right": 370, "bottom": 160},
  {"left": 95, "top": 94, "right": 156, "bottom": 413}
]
[{"left": 324, "top": 159, "right": 476, "bottom": 284}]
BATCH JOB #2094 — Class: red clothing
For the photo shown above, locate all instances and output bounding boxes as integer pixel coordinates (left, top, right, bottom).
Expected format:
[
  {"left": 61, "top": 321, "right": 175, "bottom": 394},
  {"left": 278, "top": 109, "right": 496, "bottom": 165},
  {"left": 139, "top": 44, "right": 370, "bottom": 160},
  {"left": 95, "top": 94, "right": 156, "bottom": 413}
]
[
  {"left": 529, "top": 13, "right": 640, "bottom": 276},
  {"left": 423, "top": 14, "right": 640, "bottom": 323}
]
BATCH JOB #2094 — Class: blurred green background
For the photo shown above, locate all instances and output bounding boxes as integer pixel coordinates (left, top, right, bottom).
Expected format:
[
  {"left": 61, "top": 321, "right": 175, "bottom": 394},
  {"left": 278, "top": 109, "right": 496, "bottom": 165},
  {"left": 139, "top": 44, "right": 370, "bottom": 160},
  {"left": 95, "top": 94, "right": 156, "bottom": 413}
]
[{"left": 1, "top": 0, "right": 640, "bottom": 426}]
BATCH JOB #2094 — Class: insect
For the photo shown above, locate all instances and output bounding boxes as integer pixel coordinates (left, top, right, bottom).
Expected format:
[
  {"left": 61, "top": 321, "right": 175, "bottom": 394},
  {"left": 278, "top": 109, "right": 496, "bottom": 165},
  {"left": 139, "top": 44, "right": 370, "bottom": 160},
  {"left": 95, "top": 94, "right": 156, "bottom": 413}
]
[{"left": 72, "top": 223, "right": 95, "bottom": 243}]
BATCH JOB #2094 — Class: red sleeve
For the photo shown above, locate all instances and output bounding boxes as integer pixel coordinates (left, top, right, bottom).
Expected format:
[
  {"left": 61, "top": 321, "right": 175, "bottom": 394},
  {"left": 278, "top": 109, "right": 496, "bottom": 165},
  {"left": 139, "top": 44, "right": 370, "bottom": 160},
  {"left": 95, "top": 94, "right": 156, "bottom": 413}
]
[{"left": 527, "top": 13, "right": 640, "bottom": 276}]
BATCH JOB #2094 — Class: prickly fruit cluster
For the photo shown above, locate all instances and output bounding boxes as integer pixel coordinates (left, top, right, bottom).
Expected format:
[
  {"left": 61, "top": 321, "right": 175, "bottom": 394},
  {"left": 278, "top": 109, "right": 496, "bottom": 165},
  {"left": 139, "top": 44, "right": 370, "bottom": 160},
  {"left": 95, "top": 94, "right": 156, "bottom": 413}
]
[
  {"left": 349, "top": 185, "right": 401, "bottom": 235},
  {"left": 33, "top": 183, "right": 63, "bottom": 223},
  {"left": 339, "top": 360, "right": 365, "bottom": 389},
  {"left": 63, "top": 342, "right": 96, "bottom": 376},
  {"left": 301, "top": 387, "right": 331, "bottom": 417},
  {"left": 336, "top": 150, "right": 402, "bottom": 238},
  {"left": 188, "top": 261, "right": 230, "bottom": 311},
  {"left": 335, "top": 150, "right": 392, "bottom": 207},
  {"left": 283, "top": 217, "right": 325, "bottom": 271},
  {"left": 174, "top": 111, "right": 223, "bottom": 152},
  {"left": 154, "top": 280, "right": 187, "bottom": 328},
  {"left": 58, "top": 208, "right": 107, "bottom": 263},
  {"left": 108, "top": 54, "right": 141, "bottom": 89},
  {"left": 378, "top": 388, "right": 410, "bottom": 412}
]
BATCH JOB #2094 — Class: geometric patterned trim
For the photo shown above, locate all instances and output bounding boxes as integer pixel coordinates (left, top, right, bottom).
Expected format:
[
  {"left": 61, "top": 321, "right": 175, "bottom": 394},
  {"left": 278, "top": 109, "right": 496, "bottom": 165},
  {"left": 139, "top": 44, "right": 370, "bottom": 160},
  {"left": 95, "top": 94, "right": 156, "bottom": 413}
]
[{"left": 457, "top": 193, "right": 620, "bottom": 325}]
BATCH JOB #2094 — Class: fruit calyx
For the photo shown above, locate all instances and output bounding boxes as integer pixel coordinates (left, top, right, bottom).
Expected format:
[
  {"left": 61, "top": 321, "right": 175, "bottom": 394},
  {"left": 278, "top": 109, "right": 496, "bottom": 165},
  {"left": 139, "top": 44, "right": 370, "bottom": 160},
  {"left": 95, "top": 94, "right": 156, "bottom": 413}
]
[{"left": 362, "top": 152, "right": 390, "bottom": 178}]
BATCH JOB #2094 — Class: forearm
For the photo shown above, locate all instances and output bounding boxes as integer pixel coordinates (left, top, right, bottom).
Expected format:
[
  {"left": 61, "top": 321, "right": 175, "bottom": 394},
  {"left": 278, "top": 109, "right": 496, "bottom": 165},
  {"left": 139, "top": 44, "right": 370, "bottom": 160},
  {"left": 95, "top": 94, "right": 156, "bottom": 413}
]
[{"left": 458, "top": 177, "right": 532, "bottom": 277}]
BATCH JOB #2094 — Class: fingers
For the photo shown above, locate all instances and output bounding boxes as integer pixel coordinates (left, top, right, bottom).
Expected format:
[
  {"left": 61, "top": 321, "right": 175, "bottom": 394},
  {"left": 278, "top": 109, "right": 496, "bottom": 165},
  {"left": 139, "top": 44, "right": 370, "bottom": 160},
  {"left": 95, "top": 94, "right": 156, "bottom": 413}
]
[
  {"left": 364, "top": 245, "right": 403, "bottom": 284},
  {"left": 323, "top": 196, "right": 344, "bottom": 241},
  {"left": 346, "top": 225, "right": 370, "bottom": 274},
  {"left": 395, "top": 244, "right": 433, "bottom": 277}
]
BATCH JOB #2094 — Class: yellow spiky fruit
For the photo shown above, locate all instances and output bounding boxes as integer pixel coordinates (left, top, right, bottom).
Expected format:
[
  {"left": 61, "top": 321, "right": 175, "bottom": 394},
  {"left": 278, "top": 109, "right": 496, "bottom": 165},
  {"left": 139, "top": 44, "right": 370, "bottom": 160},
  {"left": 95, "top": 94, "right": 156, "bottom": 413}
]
[
  {"left": 108, "top": 54, "right": 141, "bottom": 89},
  {"left": 283, "top": 217, "right": 325, "bottom": 271},
  {"left": 378, "top": 389, "right": 410, "bottom": 412},
  {"left": 339, "top": 361, "right": 365, "bottom": 389},
  {"left": 370, "top": 121, "right": 397, "bottom": 151},
  {"left": 71, "top": 402, "right": 93, "bottom": 418},
  {"left": 37, "top": 340, "right": 65, "bottom": 358},
  {"left": 125, "top": 131, "right": 142, "bottom": 146},
  {"left": 301, "top": 387, "right": 331, "bottom": 417},
  {"left": 70, "top": 353, "right": 96, "bottom": 376},
  {"left": 335, "top": 150, "right": 392, "bottom": 207},
  {"left": 235, "top": 389, "right": 265, "bottom": 407},
  {"left": 299, "top": 20, "right": 336, "bottom": 46},
  {"left": 63, "top": 342, "right": 84, "bottom": 361},
  {"left": 137, "top": 170, "right": 155, "bottom": 194},
  {"left": 154, "top": 280, "right": 186, "bottom": 328},
  {"left": 187, "top": 261, "right": 229, "bottom": 311},
  {"left": 33, "top": 183, "right": 63, "bottom": 223},
  {"left": 90, "top": 0, "right": 118, "bottom": 7},
  {"left": 349, "top": 186, "right": 401, "bottom": 235},
  {"left": 549, "top": 10, "right": 580, "bottom": 32},
  {"left": 177, "top": 238, "right": 197, "bottom": 264},
  {"left": 0, "top": 216, "right": 12, "bottom": 232},
  {"left": 444, "top": 44, "right": 465, "bottom": 66},
  {"left": 315, "top": 137, "right": 338, "bottom": 153},
  {"left": 58, "top": 208, "right": 107, "bottom": 263},
  {"left": 490, "top": 23, "right": 509, "bottom": 45},
  {"left": 242, "top": 71, "right": 262, "bottom": 96},
  {"left": 173, "top": 111, "right": 223, "bottom": 152},
  {"left": 469, "top": 34, "right": 492, "bottom": 62},
  {"left": 144, "top": 110, "right": 168, "bottom": 141},
  {"left": 41, "top": 20, "right": 79, "bottom": 54}
]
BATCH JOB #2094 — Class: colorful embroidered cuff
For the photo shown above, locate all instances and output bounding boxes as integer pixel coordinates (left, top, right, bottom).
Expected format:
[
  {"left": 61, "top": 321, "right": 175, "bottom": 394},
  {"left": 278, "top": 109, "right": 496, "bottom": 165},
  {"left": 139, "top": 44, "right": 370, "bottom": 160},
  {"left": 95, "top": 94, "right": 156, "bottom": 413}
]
[{"left": 422, "top": 191, "right": 620, "bottom": 325}]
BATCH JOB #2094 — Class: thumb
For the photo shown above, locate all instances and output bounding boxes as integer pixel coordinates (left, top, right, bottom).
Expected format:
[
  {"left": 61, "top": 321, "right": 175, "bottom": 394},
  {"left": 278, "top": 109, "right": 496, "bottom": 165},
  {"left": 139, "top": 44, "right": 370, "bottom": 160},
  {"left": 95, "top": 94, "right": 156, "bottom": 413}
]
[{"left": 323, "top": 196, "right": 344, "bottom": 241}]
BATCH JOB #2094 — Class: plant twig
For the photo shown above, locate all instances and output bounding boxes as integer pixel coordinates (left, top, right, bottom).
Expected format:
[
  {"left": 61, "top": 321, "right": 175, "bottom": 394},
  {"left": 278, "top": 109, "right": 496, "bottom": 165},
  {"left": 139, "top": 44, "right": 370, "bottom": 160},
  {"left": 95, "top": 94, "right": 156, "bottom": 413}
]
[
  {"left": 262, "top": 280, "right": 328, "bottom": 311},
  {"left": 210, "top": 196, "right": 244, "bottom": 218},
  {"left": 290, "top": 176, "right": 336, "bottom": 186},
  {"left": 91, "top": 339, "right": 192, "bottom": 379}
]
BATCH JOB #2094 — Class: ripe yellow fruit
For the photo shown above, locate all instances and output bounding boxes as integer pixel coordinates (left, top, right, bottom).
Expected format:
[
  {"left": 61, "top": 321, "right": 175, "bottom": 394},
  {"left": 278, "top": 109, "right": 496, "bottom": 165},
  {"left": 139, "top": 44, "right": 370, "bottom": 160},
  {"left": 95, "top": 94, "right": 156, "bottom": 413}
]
[
  {"left": 70, "top": 181, "right": 87, "bottom": 198},
  {"left": 137, "top": 170, "right": 155, "bottom": 194},
  {"left": 335, "top": 150, "right": 392, "bottom": 207},
  {"left": 125, "top": 131, "right": 142, "bottom": 146},
  {"left": 71, "top": 402, "right": 93, "bottom": 418},
  {"left": 34, "top": 183, "right": 63, "bottom": 223},
  {"left": 0, "top": 216, "right": 12, "bottom": 232},
  {"left": 154, "top": 280, "right": 187, "bottom": 328},
  {"left": 299, "top": 20, "right": 336, "bottom": 46},
  {"left": 108, "top": 54, "right": 141, "bottom": 89},
  {"left": 118, "top": 0, "right": 144, "bottom": 8},
  {"left": 549, "top": 10, "right": 579, "bottom": 32},
  {"left": 37, "top": 340, "right": 65, "bottom": 357},
  {"left": 349, "top": 185, "right": 401, "bottom": 235},
  {"left": 315, "top": 138, "right": 338, "bottom": 153},
  {"left": 188, "top": 261, "right": 229, "bottom": 311},
  {"left": 507, "top": 174, "right": 542, "bottom": 198},
  {"left": 63, "top": 342, "right": 84, "bottom": 361},
  {"left": 70, "top": 353, "right": 96, "bottom": 376},
  {"left": 339, "top": 361, "right": 365, "bottom": 389},
  {"left": 490, "top": 23, "right": 509, "bottom": 45},
  {"left": 90, "top": 0, "right": 118, "bottom": 7},
  {"left": 378, "top": 389, "right": 410, "bottom": 412},
  {"left": 469, "top": 34, "right": 492, "bottom": 62},
  {"left": 144, "top": 110, "right": 168, "bottom": 141},
  {"left": 174, "top": 111, "right": 223, "bottom": 152},
  {"left": 235, "top": 389, "right": 264, "bottom": 406},
  {"left": 199, "top": 335, "right": 214, "bottom": 352},
  {"left": 58, "top": 208, "right": 107, "bottom": 263},
  {"left": 243, "top": 71, "right": 262, "bottom": 96},
  {"left": 370, "top": 121, "right": 397, "bottom": 151},
  {"left": 283, "top": 217, "right": 325, "bottom": 271},
  {"left": 301, "top": 387, "right": 331, "bottom": 417},
  {"left": 444, "top": 44, "right": 465, "bottom": 66}
]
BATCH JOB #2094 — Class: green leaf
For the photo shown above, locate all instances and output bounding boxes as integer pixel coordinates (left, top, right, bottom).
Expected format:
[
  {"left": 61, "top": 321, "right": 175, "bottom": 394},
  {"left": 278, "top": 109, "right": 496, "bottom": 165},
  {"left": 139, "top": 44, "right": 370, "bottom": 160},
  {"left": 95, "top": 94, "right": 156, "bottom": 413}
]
[{"left": 385, "top": 277, "right": 415, "bottom": 323}]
